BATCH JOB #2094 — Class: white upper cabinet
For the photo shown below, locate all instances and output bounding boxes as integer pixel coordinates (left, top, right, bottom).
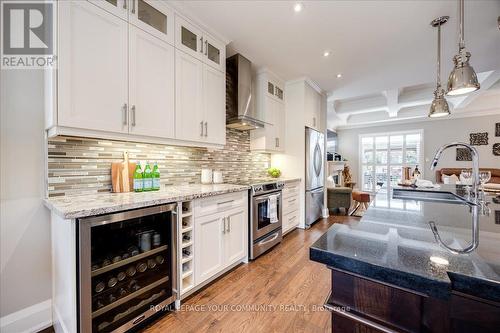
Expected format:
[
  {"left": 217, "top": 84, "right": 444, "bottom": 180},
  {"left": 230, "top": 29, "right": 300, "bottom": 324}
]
[
  {"left": 250, "top": 70, "right": 286, "bottom": 153},
  {"left": 128, "top": 0, "right": 174, "bottom": 45},
  {"left": 88, "top": 0, "right": 128, "bottom": 20},
  {"left": 175, "top": 49, "right": 204, "bottom": 142},
  {"left": 58, "top": 0, "right": 129, "bottom": 134},
  {"left": 304, "top": 82, "right": 321, "bottom": 130},
  {"left": 175, "top": 15, "right": 203, "bottom": 60},
  {"left": 203, "top": 64, "right": 226, "bottom": 145},
  {"left": 203, "top": 33, "right": 225, "bottom": 72},
  {"left": 129, "top": 26, "right": 175, "bottom": 139},
  {"left": 48, "top": 1, "right": 226, "bottom": 148}
]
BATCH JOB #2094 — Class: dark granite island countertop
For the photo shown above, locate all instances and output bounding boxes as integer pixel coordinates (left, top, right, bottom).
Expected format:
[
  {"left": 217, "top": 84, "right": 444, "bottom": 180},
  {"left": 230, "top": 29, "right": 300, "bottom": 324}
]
[{"left": 310, "top": 185, "right": 500, "bottom": 302}]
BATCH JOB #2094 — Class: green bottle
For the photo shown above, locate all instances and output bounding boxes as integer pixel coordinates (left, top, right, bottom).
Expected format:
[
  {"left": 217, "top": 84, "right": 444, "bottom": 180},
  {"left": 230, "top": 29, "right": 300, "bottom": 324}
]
[
  {"left": 152, "top": 162, "right": 160, "bottom": 191},
  {"left": 143, "top": 162, "right": 153, "bottom": 191},
  {"left": 133, "top": 162, "right": 143, "bottom": 192}
]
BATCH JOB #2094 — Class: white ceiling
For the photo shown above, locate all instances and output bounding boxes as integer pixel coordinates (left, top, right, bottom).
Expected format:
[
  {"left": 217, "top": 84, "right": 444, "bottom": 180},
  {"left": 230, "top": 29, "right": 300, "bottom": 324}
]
[{"left": 175, "top": 0, "right": 500, "bottom": 128}]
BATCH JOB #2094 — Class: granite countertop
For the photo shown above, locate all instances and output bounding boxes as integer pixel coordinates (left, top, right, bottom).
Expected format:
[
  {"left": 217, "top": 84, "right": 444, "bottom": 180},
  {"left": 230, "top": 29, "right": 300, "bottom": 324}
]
[
  {"left": 44, "top": 183, "right": 250, "bottom": 219},
  {"left": 310, "top": 185, "right": 500, "bottom": 302}
]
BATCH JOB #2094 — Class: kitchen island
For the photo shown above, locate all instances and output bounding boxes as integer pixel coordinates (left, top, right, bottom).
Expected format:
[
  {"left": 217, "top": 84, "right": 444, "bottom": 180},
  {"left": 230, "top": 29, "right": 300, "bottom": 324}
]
[{"left": 310, "top": 185, "right": 500, "bottom": 333}]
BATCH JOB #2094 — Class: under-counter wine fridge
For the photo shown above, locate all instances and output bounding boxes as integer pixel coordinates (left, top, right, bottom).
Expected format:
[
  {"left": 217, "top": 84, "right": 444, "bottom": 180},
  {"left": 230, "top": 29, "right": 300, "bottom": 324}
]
[{"left": 78, "top": 204, "right": 178, "bottom": 332}]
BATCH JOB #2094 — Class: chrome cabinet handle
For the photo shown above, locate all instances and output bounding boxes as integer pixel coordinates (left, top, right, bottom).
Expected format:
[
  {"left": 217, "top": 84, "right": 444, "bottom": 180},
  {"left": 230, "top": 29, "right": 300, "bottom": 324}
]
[
  {"left": 204, "top": 122, "right": 208, "bottom": 137},
  {"left": 122, "top": 103, "right": 128, "bottom": 125},
  {"left": 275, "top": 138, "right": 279, "bottom": 148},
  {"left": 313, "top": 117, "right": 316, "bottom": 127},
  {"left": 200, "top": 37, "right": 203, "bottom": 53},
  {"left": 200, "top": 121, "right": 204, "bottom": 136},
  {"left": 227, "top": 216, "right": 231, "bottom": 232},
  {"left": 204, "top": 40, "right": 208, "bottom": 56},
  {"left": 123, "top": 0, "right": 127, "bottom": 9},
  {"left": 131, "top": 105, "right": 136, "bottom": 126},
  {"left": 222, "top": 217, "right": 226, "bottom": 234},
  {"left": 131, "top": 0, "right": 135, "bottom": 14}
]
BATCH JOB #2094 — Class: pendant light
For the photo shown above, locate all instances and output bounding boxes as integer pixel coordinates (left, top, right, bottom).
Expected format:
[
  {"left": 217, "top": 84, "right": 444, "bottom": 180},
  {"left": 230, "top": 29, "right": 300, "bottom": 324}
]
[
  {"left": 429, "top": 16, "right": 451, "bottom": 118},
  {"left": 446, "top": 0, "right": 480, "bottom": 96}
]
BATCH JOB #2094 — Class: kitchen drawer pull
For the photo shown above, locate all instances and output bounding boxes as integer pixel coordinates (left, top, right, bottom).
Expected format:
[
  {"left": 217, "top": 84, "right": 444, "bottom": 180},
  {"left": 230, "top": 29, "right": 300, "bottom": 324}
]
[
  {"left": 200, "top": 121, "right": 204, "bottom": 136},
  {"left": 289, "top": 215, "right": 297, "bottom": 221},
  {"left": 204, "top": 122, "right": 208, "bottom": 137},
  {"left": 132, "top": 314, "right": 145, "bottom": 325},
  {"left": 200, "top": 37, "right": 203, "bottom": 53},
  {"left": 131, "top": 0, "right": 136, "bottom": 14},
  {"left": 227, "top": 216, "right": 231, "bottom": 232},
  {"left": 222, "top": 217, "right": 226, "bottom": 234},
  {"left": 323, "top": 295, "right": 397, "bottom": 333},
  {"left": 217, "top": 200, "right": 234, "bottom": 206},
  {"left": 288, "top": 198, "right": 297, "bottom": 203},
  {"left": 204, "top": 40, "right": 208, "bottom": 56},
  {"left": 123, "top": 0, "right": 127, "bottom": 9}
]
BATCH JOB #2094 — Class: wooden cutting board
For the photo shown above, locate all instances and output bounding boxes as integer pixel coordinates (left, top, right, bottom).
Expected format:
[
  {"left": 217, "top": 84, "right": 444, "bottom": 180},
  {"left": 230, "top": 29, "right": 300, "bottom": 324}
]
[{"left": 111, "top": 152, "right": 136, "bottom": 193}]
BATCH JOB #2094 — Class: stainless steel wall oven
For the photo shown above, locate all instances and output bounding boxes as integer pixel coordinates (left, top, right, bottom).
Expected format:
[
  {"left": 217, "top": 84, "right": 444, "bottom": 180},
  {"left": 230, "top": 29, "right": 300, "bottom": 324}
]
[{"left": 78, "top": 204, "right": 178, "bottom": 332}]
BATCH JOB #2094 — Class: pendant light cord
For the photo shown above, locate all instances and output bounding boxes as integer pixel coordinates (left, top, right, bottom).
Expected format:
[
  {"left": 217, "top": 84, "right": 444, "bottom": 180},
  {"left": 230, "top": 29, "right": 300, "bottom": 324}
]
[
  {"left": 437, "top": 23, "right": 441, "bottom": 88},
  {"left": 459, "top": 0, "right": 465, "bottom": 50}
]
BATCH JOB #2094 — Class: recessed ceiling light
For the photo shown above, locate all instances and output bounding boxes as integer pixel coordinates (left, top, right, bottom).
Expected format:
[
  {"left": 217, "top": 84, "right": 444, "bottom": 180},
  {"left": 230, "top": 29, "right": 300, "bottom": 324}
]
[
  {"left": 323, "top": 51, "right": 330, "bottom": 57},
  {"left": 336, "top": 73, "right": 342, "bottom": 78},
  {"left": 294, "top": 3, "right": 303, "bottom": 12}
]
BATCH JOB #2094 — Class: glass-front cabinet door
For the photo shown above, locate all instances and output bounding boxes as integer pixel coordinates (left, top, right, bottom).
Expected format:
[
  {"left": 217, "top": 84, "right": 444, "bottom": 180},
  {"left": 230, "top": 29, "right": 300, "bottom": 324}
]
[
  {"left": 88, "top": 0, "right": 129, "bottom": 20},
  {"left": 129, "top": 0, "right": 174, "bottom": 45},
  {"left": 175, "top": 15, "right": 203, "bottom": 60},
  {"left": 203, "top": 33, "right": 225, "bottom": 72}
]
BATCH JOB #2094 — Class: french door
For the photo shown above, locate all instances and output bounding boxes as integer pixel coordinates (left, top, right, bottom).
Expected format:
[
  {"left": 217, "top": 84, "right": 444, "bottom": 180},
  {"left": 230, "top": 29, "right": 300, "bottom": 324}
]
[{"left": 360, "top": 131, "right": 423, "bottom": 192}]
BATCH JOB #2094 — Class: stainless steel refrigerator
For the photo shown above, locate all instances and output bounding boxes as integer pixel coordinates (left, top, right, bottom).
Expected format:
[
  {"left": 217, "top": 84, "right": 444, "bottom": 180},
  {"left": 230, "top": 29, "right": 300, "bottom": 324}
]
[{"left": 305, "top": 127, "right": 325, "bottom": 227}]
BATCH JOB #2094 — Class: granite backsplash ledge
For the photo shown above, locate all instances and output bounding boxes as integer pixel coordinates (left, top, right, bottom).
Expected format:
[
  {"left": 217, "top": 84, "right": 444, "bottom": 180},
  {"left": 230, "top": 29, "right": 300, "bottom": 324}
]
[{"left": 47, "top": 129, "right": 270, "bottom": 197}]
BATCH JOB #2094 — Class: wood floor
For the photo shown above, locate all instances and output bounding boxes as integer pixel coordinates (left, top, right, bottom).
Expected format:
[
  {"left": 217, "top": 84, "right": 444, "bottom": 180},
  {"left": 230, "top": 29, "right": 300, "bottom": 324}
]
[{"left": 143, "top": 215, "right": 359, "bottom": 333}]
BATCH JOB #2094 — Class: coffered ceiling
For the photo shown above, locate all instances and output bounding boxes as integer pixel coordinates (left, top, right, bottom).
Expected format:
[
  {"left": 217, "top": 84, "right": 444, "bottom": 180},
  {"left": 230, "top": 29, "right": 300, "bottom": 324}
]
[{"left": 173, "top": 0, "right": 500, "bottom": 129}]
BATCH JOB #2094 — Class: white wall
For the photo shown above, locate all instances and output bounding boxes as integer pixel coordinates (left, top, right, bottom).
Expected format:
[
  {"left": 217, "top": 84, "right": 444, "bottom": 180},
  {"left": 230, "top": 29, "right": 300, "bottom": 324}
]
[
  {"left": 336, "top": 113, "right": 500, "bottom": 185},
  {"left": 0, "top": 70, "right": 52, "bottom": 332}
]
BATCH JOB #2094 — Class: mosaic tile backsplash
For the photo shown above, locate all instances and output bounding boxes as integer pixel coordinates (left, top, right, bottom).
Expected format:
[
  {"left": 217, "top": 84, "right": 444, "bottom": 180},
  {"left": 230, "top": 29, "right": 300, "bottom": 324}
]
[{"left": 47, "top": 129, "right": 271, "bottom": 197}]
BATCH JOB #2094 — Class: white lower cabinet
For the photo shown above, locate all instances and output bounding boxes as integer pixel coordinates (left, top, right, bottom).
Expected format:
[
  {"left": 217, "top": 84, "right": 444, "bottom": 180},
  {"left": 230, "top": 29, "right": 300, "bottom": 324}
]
[
  {"left": 193, "top": 192, "right": 248, "bottom": 286},
  {"left": 194, "top": 213, "right": 225, "bottom": 284},
  {"left": 282, "top": 181, "right": 300, "bottom": 234}
]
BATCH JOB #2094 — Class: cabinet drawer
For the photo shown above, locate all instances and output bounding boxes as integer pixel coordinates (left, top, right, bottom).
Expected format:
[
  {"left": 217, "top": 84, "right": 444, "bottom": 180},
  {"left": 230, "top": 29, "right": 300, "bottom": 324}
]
[
  {"left": 283, "top": 210, "right": 299, "bottom": 233},
  {"left": 282, "top": 194, "right": 299, "bottom": 214},
  {"left": 195, "top": 191, "right": 247, "bottom": 218},
  {"left": 329, "top": 269, "right": 422, "bottom": 333},
  {"left": 282, "top": 181, "right": 300, "bottom": 199}
]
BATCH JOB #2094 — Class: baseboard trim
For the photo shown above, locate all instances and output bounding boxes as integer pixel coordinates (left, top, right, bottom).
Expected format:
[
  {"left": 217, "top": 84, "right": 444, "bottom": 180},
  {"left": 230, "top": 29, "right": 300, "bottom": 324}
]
[{"left": 0, "top": 300, "right": 52, "bottom": 333}]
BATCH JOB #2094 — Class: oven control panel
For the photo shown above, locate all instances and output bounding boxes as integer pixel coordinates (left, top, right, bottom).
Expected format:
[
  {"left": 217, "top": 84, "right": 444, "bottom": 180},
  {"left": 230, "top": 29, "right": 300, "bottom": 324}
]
[{"left": 252, "top": 181, "right": 284, "bottom": 195}]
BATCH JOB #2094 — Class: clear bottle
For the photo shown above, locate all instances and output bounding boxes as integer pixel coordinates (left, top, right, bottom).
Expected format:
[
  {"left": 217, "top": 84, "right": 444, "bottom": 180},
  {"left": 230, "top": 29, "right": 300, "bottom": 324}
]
[
  {"left": 152, "top": 162, "right": 160, "bottom": 191},
  {"left": 143, "top": 162, "right": 153, "bottom": 191},
  {"left": 133, "top": 162, "right": 143, "bottom": 192},
  {"left": 412, "top": 165, "right": 421, "bottom": 180}
]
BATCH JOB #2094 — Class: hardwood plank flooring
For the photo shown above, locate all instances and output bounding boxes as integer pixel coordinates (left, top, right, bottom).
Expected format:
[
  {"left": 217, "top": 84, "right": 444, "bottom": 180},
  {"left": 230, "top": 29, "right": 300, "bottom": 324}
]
[{"left": 143, "top": 215, "right": 359, "bottom": 333}]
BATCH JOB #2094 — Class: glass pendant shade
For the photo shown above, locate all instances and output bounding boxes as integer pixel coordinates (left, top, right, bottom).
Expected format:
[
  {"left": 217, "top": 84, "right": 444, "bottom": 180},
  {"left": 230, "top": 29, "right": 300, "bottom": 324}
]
[{"left": 446, "top": 0, "right": 480, "bottom": 96}]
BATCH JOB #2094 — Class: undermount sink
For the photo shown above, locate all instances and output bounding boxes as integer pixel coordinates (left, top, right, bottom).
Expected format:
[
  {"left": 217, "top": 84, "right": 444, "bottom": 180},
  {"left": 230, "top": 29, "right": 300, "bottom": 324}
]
[{"left": 393, "top": 188, "right": 466, "bottom": 205}]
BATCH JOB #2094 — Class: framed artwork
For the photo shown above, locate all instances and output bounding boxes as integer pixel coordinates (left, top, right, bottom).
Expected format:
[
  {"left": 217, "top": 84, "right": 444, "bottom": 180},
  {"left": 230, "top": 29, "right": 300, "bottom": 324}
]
[
  {"left": 496, "top": 123, "right": 500, "bottom": 137},
  {"left": 470, "top": 132, "right": 488, "bottom": 146},
  {"left": 493, "top": 143, "right": 500, "bottom": 156},
  {"left": 456, "top": 148, "right": 472, "bottom": 161}
]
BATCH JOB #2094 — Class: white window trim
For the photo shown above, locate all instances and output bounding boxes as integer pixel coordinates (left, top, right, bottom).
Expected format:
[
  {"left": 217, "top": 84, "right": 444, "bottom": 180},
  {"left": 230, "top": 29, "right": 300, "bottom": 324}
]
[{"left": 358, "top": 129, "right": 424, "bottom": 193}]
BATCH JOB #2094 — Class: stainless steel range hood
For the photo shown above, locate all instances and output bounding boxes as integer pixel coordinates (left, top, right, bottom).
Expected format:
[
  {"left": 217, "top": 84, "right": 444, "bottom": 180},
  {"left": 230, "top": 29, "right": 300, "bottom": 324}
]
[{"left": 226, "top": 54, "right": 265, "bottom": 130}]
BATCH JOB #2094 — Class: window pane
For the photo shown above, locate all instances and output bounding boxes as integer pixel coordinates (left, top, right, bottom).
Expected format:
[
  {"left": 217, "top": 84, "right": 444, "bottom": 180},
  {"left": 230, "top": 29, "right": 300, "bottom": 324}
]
[
  {"left": 375, "top": 137, "right": 387, "bottom": 164},
  {"left": 405, "top": 134, "right": 420, "bottom": 165},
  {"left": 362, "top": 166, "right": 373, "bottom": 191},
  {"left": 390, "top": 135, "right": 403, "bottom": 164},
  {"left": 375, "top": 166, "right": 387, "bottom": 190},
  {"left": 361, "top": 137, "right": 373, "bottom": 164},
  {"left": 390, "top": 166, "right": 402, "bottom": 187}
]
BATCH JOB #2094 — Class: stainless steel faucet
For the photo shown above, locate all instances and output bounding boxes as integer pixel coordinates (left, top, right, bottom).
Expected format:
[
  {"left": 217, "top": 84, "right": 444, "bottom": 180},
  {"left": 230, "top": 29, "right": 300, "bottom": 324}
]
[
  {"left": 429, "top": 142, "right": 480, "bottom": 254},
  {"left": 430, "top": 142, "right": 480, "bottom": 202}
]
